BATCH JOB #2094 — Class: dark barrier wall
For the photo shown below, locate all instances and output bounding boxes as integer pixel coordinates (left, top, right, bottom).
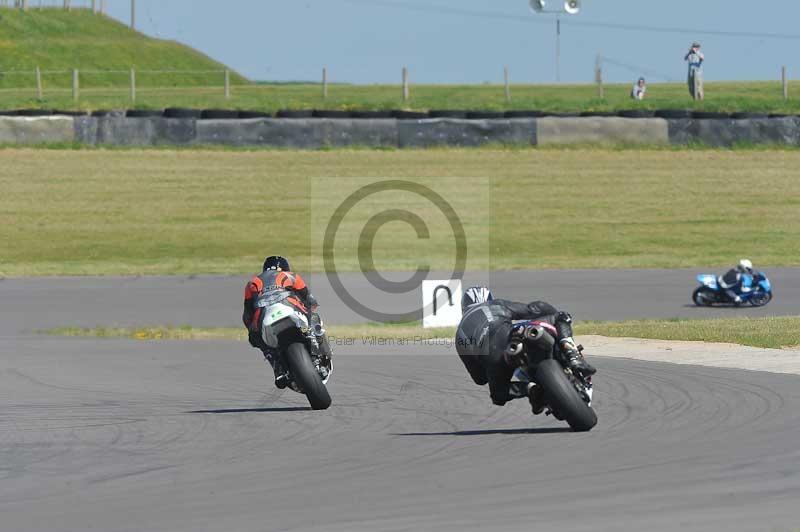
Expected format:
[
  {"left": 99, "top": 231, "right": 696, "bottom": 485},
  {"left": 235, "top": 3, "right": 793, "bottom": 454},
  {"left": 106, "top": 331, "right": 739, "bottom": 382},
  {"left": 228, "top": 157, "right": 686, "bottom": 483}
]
[
  {"left": 667, "top": 117, "right": 800, "bottom": 147},
  {"left": 3, "top": 116, "right": 800, "bottom": 148}
]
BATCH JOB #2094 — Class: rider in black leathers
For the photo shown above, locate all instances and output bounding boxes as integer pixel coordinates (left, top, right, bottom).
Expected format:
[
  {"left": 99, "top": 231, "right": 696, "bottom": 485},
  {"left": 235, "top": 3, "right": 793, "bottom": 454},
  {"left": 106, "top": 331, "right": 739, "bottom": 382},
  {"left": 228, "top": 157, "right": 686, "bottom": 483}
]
[{"left": 455, "top": 286, "right": 595, "bottom": 409}]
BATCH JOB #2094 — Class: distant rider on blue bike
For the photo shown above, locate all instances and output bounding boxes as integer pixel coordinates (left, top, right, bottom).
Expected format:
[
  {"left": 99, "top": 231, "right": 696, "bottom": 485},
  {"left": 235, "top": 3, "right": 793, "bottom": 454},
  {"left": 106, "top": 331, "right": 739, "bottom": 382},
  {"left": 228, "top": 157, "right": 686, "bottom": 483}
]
[{"left": 718, "top": 259, "right": 755, "bottom": 305}]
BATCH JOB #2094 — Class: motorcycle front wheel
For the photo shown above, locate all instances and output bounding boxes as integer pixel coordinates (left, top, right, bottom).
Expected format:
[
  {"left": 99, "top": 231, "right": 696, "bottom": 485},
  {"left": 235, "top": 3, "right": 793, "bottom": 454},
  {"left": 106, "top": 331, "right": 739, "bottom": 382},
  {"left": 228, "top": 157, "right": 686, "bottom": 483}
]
[
  {"left": 535, "top": 359, "right": 597, "bottom": 432},
  {"left": 749, "top": 292, "right": 773, "bottom": 307},
  {"left": 286, "top": 342, "right": 332, "bottom": 410}
]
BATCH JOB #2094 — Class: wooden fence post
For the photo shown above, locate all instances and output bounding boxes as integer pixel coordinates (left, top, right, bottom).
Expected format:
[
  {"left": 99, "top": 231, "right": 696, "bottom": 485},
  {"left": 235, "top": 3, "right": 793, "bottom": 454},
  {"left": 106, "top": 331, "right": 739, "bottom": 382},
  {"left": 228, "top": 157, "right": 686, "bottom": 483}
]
[
  {"left": 782, "top": 66, "right": 788, "bottom": 101},
  {"left": 130, "top": 68, "right": 136, "bottom": 103},
  {"left": 504, "top": 66, "right": 511, "bottom": 103},
  {"left": 402, "top": 67, "right": 409, "bottom": 102},
  {"left": 595, "top": 54, "right": 604, "bottom": 99},
  {"left": 35, "top": 66, "right": 42, "bottom": 99},
  {"left": 322, "top": 67, "right": 328, "bottom": 100},
  {"left": 72, "top": 69, "right": 79, "bottom": 102}
]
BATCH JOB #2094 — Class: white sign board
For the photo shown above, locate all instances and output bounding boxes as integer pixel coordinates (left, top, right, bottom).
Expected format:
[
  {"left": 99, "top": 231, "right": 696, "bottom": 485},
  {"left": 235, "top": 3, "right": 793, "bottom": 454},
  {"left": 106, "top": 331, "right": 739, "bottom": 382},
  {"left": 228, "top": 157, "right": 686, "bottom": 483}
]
[{"left": 422, "top": 280, "right": 463, "bottom": 328}]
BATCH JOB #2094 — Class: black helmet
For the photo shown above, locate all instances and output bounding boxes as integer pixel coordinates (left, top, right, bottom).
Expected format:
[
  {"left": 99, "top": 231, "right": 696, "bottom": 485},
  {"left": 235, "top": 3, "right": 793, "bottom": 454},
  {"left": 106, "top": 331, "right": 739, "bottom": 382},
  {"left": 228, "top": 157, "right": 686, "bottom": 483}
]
[
  {"left": 263, "top": 256, "right": 290, "bottom": 272},
  {"left": 461, "top": 286, "right": 494, "bottom": 312}
]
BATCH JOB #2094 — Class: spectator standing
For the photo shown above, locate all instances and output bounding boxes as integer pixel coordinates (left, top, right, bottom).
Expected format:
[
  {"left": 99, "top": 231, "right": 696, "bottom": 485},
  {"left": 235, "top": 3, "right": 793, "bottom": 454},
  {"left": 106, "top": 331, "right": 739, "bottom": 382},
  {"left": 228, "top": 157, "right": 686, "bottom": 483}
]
[
  {"left": 685, "top": 42, "right": 705, "bottom": 100},
  {"left": 631, "top": 77, "right": 647, "bottom": 100}
]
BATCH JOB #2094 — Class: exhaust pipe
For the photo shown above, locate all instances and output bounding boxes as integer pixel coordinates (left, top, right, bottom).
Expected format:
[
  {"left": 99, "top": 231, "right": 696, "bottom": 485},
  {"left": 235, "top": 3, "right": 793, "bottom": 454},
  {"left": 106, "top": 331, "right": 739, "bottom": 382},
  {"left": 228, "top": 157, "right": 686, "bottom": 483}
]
[{"left": 525, "top": 325, "right": 555, "bottom": 352}]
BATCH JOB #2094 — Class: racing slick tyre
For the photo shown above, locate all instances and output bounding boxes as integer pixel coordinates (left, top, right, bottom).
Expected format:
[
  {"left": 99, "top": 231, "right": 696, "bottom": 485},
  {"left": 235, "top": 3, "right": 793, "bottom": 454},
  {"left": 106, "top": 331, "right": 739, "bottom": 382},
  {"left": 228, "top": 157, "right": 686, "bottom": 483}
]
[
  {"left": 238, "top": 110, "right": 272, "bottom": 119},
  {"left": 617, "top": 109, "right": 655, "bottom": 118},
  {"left": 163, "top": 107, "right": 202, "bottom": 119},
  {"left": 535, "top": 359, "right": 597, "bottom": 432},
  {"left": 504, "top": 110, "right": 546, "bottom": 118},
  {"left": 692, "top": 287, "right": 715, "bottom": 306},
  {"left": 201, "top": 109, "right": 240, "bottom": 119},
  {"left": 731, "top": 112, "right": 769, "bottom": 120},
  {"left": 655, "top": 109, "right": 692, "bottom": 119},
  {"left": 126, "top": 109, "right": 164, "bottom": 118},
  {"left": 466, "top": 111, "right": 505, "bottom": 119},
  {"left": 749, "top": 292, "right": 773, "bottom": 307},
  {"left": 286, "top": 342, "right": 332, "bottom": 410}
]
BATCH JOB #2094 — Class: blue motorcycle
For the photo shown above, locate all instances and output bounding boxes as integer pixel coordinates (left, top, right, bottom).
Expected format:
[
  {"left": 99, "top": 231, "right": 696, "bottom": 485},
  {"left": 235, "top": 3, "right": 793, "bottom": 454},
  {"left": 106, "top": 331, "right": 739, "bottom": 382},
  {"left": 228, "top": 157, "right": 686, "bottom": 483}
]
[{"left": 692, "top": 271, "right": 773, "bottom": 307}]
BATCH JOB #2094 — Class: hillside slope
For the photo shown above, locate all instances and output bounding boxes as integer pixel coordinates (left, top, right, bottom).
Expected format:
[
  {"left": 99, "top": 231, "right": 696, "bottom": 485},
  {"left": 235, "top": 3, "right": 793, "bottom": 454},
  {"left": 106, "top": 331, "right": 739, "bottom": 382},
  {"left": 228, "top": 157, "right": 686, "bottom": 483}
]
[{"left": 0, "top": 8, "right": 245, "bottom": 87}]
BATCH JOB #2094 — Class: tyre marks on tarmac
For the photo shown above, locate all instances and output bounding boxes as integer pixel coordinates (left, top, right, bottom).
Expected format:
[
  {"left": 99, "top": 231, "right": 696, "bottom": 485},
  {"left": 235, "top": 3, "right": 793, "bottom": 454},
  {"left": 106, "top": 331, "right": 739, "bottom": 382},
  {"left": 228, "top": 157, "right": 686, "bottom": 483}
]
[{"left": 0, "top": 337, "right": 799, "bottom": 531}]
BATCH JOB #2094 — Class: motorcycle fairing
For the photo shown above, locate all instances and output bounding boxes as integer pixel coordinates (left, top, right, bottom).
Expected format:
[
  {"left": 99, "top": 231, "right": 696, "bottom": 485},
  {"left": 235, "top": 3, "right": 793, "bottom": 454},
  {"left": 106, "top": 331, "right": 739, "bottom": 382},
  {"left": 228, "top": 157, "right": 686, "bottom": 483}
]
[
  {"left": 261, "top": 302, "right": 310, "bottom": 348},
  {"left": 697, "top": 274, "right": 718, "bottom": 289}
]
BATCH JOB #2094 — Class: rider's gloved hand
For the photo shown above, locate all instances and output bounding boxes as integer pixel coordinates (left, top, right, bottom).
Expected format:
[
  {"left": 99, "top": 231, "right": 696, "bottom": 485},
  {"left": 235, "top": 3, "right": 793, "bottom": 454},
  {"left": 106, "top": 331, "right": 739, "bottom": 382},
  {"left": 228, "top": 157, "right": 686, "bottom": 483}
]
[
  {"left": 560, "top": 337, "right": 579, "bottom": 355},
  {"left": 248, "top": 330, "right": 262, "bottom": 348}
]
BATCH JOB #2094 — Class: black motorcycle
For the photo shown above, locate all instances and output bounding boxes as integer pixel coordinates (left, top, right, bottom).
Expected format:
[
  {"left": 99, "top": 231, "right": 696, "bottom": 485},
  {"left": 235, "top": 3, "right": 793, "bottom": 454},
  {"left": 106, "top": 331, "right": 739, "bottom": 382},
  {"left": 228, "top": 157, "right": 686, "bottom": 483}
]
[{"left": 506, "top": 322, "right": 597, "bottom": 432}]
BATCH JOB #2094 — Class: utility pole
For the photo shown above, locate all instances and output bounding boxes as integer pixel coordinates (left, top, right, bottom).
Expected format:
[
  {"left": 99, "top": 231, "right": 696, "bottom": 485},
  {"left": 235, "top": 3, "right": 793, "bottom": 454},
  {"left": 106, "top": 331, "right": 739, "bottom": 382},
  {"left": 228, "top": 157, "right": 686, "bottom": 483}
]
[
  {"left": 782, "top": 66, "right": 789, "bottom": 101},
  {"left": 131, "top": 0, "right": 136, "bottom": 30},
  {"left": 595, "top": 54, "right": 604, "bottom": 99},
  {"left": 556, "top": 17, "right": 561, "bottom": 83},
  {"left": 530, "top": 1, "right": 580, "bottom": 84}
]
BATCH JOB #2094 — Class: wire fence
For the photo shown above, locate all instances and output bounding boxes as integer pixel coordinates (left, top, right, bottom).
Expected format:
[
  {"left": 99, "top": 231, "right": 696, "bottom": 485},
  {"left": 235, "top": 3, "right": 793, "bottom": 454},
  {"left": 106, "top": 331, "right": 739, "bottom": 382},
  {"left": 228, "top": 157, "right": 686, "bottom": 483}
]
[
  {"left": 0, "top": 68, "right": 245, "bottom": 102},
  {"left": 0, "top": 65, "right": 795, "bottom": 112},
  {"left": 0, "top": 1, "right": 106, "bottom": 12}
]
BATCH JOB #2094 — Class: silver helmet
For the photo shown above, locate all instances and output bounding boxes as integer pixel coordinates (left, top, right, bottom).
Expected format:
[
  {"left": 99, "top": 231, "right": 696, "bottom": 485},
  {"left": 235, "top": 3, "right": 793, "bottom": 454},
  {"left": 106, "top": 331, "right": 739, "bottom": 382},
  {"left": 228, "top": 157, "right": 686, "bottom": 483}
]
[{"left": 461, "top": 286, "right": 494, "bottom": 312}]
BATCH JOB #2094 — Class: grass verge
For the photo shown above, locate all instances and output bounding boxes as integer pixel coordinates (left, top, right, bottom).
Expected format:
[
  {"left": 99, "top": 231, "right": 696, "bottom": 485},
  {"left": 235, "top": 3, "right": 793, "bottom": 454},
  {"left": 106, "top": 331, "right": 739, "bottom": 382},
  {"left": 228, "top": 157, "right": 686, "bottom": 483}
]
[
  {"left": 574, "top": 316, "right": 800, "bottom": 350},
  {"left": 45, "top": 323, "right": 456, "bottom": 343},
  {"left": 4, "top": 80, "right": 800, "bottom": 115},
  {"left": 45, "top": 316, "right": 800, "bottom": 350},
  {"left": 0, "top": 8, "right": 246, "bottom": 89},
  {"left": 2, "top": 148, "right": 800, "bottom": 276}
]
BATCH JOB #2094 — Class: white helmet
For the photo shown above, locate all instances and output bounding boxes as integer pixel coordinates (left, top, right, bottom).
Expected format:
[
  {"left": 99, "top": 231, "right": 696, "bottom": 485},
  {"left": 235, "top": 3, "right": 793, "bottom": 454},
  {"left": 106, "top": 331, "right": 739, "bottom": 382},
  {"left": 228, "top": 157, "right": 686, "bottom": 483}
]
[
  {"left": 461, "top": 286, "right": 493, "bottom": 312},
  {"left": 737, "top": 259, "right": 753, "bottom": 273}
]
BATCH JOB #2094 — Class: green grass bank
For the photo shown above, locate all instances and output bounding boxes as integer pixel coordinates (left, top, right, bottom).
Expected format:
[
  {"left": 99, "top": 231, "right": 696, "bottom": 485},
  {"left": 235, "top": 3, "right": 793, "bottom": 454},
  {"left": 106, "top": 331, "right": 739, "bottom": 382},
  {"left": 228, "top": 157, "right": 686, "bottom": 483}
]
[{"left": 1, "top": 148, "right": 798, "bottom": 276}]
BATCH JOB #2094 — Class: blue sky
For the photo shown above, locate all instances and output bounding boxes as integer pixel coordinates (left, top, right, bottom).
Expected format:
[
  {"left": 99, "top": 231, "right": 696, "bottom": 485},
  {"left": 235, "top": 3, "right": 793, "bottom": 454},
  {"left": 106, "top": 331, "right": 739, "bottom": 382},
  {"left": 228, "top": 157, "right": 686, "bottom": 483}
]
[{"left": 104, "top": 0, "right": 800, "bottom": 84}]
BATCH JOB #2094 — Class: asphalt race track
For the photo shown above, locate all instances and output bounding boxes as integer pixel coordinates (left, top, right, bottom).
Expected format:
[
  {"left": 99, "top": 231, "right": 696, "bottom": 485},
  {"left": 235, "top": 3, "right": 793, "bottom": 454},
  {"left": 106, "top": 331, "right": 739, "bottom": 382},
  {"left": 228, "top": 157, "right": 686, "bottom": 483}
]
[
  {"left": 2, "top": 337, "right": 799, "bottom": 531},
  {"left": 2, "top": 271, "right": 800, "bottom": 531},
  {"left": 2, "top": 267, "right": 798, "bottom": 330}
]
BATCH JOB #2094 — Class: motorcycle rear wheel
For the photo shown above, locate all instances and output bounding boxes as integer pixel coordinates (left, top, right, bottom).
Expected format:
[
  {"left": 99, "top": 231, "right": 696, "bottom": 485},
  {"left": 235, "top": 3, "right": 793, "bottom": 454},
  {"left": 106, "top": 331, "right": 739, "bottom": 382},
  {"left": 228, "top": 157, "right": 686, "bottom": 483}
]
[
  {"left": 286, "top": 342, "right": 332, "bottom": 410},
  {"left": 535, "top": 359, "right": 597, "bottom": 432},
  {"left": 692, "top": 287, "right": 715, "bottom": 306}
]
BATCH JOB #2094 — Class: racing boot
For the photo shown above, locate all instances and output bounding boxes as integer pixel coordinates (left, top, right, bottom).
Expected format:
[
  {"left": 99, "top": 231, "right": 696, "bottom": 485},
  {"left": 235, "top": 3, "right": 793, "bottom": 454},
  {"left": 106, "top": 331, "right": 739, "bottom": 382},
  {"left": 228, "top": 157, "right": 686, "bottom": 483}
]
[
  {"left": 560, "top": 338, "right": 596, "bottom": 376},
  {"left": 310, "top": 313, "right": 333, "bottom": 361},
  {"left": 527, "top": 383, "right": 546, "bottom": 415},
  {"left": 315, "top": 327, "right": 333, "bottom": 359},
  {"left": 264, "top": 349, "right": 290, "bottom": 389},
  {"left": 274, "top": 365, "right": 290, "bottom": 389}
]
